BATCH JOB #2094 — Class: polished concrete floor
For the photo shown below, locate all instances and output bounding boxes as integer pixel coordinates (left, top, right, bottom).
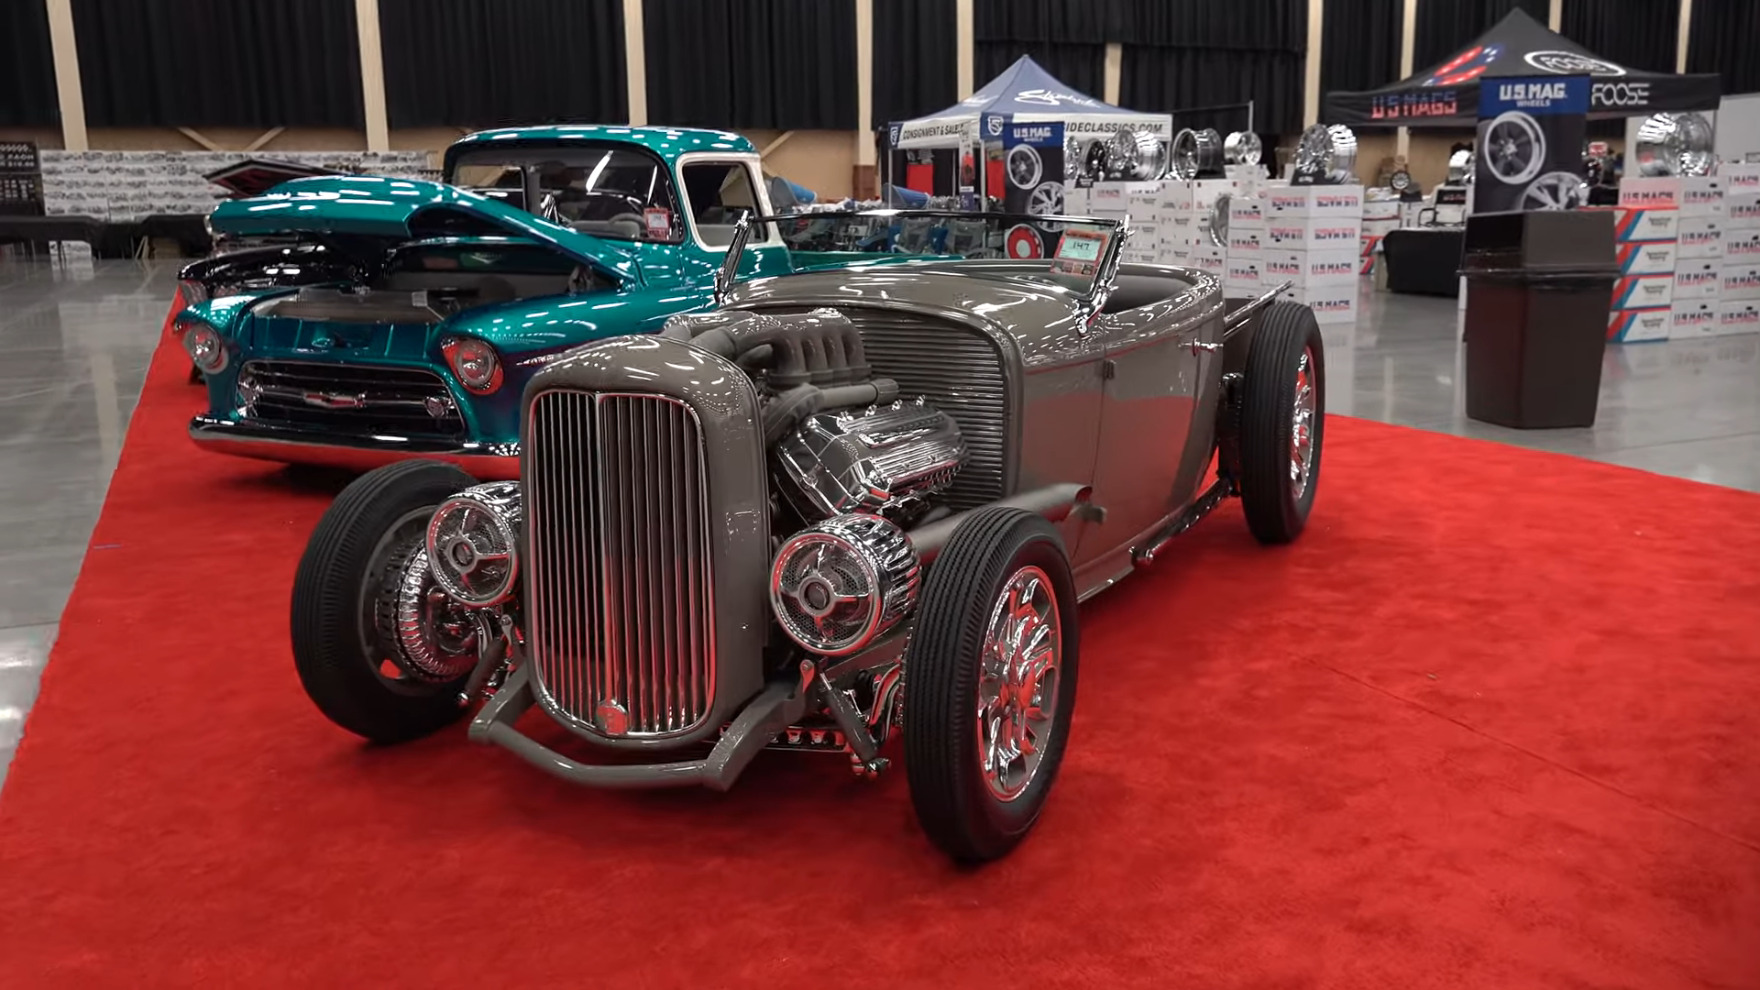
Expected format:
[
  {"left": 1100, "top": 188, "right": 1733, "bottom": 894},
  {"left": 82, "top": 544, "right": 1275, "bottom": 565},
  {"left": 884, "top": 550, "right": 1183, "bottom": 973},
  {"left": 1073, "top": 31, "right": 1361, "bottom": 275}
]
[{"left": 0, "top": 258, "right": 1756, "bottom": 788}]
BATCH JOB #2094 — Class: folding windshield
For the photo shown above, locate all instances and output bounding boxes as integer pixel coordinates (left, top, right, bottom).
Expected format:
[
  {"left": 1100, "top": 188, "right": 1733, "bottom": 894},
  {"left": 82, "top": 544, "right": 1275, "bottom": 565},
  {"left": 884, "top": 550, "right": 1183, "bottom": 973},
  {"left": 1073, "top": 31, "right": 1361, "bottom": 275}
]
[{"left": 758, "top": 210, "right": 1126, "bottom": 298}]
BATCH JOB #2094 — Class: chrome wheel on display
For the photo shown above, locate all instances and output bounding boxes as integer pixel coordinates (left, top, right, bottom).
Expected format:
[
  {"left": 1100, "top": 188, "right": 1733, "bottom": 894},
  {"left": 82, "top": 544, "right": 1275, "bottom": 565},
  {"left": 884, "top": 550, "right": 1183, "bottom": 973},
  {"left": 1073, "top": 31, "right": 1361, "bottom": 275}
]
[
  {"left": 1520, "top": 171, "right": 1591, "bottom": 211},
  {"left": 1209, "top": 192, "right": 1231, "bottom": 249},
  {"left": 976, "top": 565, "right": 1063, "bottom": 801},
  {"left": 1483, "top": 111, "right": 1545, "bottom": 185},
  {"left": 1170, "top": 128, "right": 1222, "bottom": 180},
  {"left": 1448, "top": 149, "right": 1474, "bottom": 184},
  {"left": 1294, "top": 123, "right": 1357, "bottom": 181},
  {"left": 1063, "top": 134, "right": 1087, "bottom": 181},
  {"left": 1082, "top": 140, "right": 1110, "bottom": 181},
  {"left": 1290, "top": 346, "right": 1318, "bottom": 500},
  {"left": 1224, "top": 130, "right": 1262, "bottom": 166},
  {"left": 1006, "top": 143, "right": 1043, "bottom": 189},
  {"left": 1634, "top": 112, "right": 1715, "bottom": 177}
]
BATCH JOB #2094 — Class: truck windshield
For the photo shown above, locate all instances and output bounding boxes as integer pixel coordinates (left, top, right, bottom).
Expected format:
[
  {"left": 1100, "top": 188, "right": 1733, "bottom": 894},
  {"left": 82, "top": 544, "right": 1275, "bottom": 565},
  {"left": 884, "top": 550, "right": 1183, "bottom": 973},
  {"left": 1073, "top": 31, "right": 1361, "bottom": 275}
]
[{"left": 448, "top": 145, "right": 685, "bottom": 245}]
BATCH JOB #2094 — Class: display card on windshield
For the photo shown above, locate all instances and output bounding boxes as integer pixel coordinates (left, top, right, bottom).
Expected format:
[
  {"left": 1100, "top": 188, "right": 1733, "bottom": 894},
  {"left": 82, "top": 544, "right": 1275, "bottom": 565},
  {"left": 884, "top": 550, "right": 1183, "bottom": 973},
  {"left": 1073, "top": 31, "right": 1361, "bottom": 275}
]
[{"left": 1051, "top": 228, "right": 1109, "bottom": 277}]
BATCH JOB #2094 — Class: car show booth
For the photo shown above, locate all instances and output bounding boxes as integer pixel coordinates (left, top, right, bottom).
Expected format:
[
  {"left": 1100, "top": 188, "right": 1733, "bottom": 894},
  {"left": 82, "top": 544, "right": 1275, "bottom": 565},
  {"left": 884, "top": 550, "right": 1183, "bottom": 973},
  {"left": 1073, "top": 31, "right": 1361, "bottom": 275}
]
[{"left": 885, "top": 56, "right": 1173, "bottom": 212}]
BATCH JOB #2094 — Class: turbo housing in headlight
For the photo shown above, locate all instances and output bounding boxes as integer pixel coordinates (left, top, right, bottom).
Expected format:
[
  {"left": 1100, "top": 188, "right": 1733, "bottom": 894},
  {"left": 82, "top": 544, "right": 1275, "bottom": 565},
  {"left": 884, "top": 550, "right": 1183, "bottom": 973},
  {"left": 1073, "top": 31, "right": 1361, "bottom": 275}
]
[
  {"left": 180, "top": 322, "right": 228, "bottom": 374},
  {"left": 770, "top": 514, "right": 920, "bottom": 657},
  {"left": 426, "top": 481, "right": 522, "bottom": 606}
]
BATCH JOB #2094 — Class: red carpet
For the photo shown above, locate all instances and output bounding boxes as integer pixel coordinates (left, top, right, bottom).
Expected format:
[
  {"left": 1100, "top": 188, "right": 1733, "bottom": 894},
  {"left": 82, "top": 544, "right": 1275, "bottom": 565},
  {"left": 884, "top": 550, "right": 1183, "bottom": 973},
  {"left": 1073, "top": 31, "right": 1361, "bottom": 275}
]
[{"left": 2, "top": 342, "right": 1759, "bottom": 989}]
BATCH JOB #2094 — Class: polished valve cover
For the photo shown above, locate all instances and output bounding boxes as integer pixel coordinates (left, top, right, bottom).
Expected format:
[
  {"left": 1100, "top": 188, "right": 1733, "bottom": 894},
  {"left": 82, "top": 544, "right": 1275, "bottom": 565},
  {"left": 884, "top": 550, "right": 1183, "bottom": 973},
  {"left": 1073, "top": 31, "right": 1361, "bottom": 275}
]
[{"left": 774, "top": 398, "right": 966, "bottom": 521}]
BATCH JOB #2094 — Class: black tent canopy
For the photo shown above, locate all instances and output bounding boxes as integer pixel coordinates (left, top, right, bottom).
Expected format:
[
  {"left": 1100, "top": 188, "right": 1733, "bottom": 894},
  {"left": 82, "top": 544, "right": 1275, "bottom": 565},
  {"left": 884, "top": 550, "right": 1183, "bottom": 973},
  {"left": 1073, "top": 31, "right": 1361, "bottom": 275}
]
[{"left": 1323, "top": 9, "right": 1720, "bottom": 127}]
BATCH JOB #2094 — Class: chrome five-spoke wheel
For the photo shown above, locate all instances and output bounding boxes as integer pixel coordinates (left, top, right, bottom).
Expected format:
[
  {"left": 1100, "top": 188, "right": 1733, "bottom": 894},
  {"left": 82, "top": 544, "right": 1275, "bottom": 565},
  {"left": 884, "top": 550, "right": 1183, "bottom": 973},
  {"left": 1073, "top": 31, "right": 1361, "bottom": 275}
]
[{"left": 1291, "top": 346, "right": 1318, "bottom": 500}]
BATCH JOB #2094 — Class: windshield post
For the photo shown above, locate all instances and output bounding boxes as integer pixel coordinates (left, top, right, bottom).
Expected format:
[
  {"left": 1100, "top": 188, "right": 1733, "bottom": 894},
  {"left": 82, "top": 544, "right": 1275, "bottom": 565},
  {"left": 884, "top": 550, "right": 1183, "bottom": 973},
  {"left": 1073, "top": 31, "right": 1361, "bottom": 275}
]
[{"left": 715, "top": 213, "right": 753, "bottom": 305}]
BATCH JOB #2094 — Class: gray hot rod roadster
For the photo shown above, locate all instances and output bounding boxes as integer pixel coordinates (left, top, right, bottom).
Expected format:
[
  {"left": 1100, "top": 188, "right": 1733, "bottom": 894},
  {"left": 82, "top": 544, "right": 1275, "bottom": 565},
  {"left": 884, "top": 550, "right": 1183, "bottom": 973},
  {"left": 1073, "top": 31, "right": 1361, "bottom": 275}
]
[{"left": 289, "top": 210, "right": 1324, "bottom": 861}]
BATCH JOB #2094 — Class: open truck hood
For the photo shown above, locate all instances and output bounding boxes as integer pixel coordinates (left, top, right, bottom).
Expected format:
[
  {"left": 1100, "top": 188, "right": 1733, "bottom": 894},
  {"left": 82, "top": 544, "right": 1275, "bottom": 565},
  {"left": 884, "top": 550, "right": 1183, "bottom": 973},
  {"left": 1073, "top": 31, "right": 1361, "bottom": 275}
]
[
  {"left": 203, "top": 159, "right": 343, "bottom": 198},
  {"left": 207, "top": 175, "right": 641, "bottom": 287}
]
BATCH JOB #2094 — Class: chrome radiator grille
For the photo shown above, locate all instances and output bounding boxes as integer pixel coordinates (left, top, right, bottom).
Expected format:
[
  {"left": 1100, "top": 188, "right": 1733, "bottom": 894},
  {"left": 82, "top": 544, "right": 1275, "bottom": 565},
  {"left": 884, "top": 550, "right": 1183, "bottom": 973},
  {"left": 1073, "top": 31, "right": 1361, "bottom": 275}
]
[
  {"left": 236, "top": 360, "right": 465, "bottom": 438},
  {"left": 524, "top": 390, "right": 715, "bottom": 738},
  {"left": 830, "top": 310, "right": 1010, "bottom": 510}
]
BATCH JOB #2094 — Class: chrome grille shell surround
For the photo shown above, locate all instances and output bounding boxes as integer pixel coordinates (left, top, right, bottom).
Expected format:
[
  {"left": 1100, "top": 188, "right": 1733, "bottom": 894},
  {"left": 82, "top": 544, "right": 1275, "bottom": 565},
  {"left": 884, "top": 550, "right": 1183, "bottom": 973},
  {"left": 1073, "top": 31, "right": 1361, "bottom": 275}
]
[{"left": 519, "top": 336, "right": 771, "bottom": 750}]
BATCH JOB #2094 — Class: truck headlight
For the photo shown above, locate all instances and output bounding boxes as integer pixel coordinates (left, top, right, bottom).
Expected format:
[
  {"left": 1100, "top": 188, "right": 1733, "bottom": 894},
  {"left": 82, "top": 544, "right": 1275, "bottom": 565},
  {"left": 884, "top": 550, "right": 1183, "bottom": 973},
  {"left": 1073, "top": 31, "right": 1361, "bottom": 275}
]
[
  {"left": 426, "top": 482, "right": 522, "bottom": 607},
  {"left": 181, "top": 323, "right": 228, "bottom": 374},
  {"left": 442, "top": 335, "right": 503, "bottom": 394}
]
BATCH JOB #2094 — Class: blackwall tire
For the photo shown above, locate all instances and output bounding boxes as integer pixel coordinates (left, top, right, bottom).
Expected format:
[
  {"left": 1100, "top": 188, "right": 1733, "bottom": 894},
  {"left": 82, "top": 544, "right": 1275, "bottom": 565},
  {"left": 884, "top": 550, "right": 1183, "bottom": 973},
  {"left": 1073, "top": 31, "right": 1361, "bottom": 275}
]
[
  {"left": 1239, "top": 301, "right": 1325, "bottom": 545},
  {"left": 903, "top": 507, "right": 1080, "bottom": 863},
  {"left": 290, "top": 459, "right": 478, "bottom": 743}
]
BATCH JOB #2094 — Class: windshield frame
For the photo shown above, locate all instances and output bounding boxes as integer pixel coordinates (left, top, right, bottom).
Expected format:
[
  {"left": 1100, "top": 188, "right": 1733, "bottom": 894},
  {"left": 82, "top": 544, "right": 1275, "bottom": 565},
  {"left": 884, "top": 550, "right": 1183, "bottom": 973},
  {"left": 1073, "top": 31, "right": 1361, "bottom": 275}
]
[
  {"left": 443, "top": 141, "right": 687, "bottom": 246},
  {"left": 727, "top": 209, "right": 1131, "bottom": 307}
]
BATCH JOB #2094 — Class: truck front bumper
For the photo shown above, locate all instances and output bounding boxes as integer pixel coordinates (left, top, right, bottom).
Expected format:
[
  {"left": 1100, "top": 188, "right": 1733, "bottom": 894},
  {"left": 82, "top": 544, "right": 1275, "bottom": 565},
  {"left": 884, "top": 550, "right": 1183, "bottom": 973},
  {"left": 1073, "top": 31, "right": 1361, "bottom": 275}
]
[{"left": 189, "top": 415, "right": 520, "bottom": 480}]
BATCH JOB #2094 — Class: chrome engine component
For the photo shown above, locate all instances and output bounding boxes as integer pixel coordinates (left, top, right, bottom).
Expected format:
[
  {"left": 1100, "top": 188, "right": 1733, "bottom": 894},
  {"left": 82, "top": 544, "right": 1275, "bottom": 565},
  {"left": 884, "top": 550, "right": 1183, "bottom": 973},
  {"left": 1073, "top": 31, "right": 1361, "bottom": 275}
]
[
  {"left": 389, "top": 548, "right": 483, "bottom": 681},
  {"left": 773, "top": 397, "right": 966, "bottom": 522},
  {"left": 426, "top": 481, "right": 522, "bottom": 606},
  {"left": 1635, "top": 112, "right": 1714, "bottom": 177},
  {"left": 770, "top": 514, "right": 920, "bottom": 656}
]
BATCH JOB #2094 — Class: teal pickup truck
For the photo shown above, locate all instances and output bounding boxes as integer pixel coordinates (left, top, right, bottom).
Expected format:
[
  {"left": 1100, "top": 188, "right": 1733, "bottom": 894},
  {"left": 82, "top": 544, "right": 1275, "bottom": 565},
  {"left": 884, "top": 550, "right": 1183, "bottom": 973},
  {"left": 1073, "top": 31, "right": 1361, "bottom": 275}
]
[{"left": 171, "top": 126, "right": 871, "bottom": 478}]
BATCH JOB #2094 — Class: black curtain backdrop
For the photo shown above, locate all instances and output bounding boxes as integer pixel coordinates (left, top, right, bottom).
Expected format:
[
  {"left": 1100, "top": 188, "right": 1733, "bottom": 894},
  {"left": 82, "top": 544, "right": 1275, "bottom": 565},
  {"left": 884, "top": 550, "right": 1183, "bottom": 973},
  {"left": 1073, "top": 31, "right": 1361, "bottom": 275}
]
[
  {"left": 1118, "top": 0, "right": 1305, "bottom": 135},
  {"left": 1560, "top": 0, "right": 1677, "bottom": 73},
  {"left": 1321, "top": 0, "right": 1401, "bottom": 98},
  {"left": 872, "top": 0, "right": 958, "bottom": 124},
  {"left": 71, "top": 0, "right": 363, "bottom": 129},
  {"left": 972, "top": 0, "right": 1107, "bottom": 97},
  {"left": 1687, "top": 0, "right": 1760, "bottom": 97},
  {"left": 380, "top": 0, "right": 625, "bottom": 128},
  {"left": 1, "top": 0, "right": 58, "bottom": 127},
  {"left": 974, "top": 43, "right": 1107, "bottom": 99},
  {"left": 644, "top": 0, "right": 856, "bottom": 130},
  {"left": 1413, "top": 0, "right": 1550, "bottom": 70}
]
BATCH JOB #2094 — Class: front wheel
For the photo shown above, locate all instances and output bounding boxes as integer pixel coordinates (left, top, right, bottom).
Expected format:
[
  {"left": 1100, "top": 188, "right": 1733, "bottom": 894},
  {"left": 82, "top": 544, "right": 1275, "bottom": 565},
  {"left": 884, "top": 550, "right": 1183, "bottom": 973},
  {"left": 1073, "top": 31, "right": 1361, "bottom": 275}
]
[
  {"left": 290, "top": 460, "right": 483, "bottom": 743},
  {"left": 903, "top": 507, "right": 1080, "bottom": 863},
  {"left": 1239, "top": 301, "right": 1325, "bottom": 544}
]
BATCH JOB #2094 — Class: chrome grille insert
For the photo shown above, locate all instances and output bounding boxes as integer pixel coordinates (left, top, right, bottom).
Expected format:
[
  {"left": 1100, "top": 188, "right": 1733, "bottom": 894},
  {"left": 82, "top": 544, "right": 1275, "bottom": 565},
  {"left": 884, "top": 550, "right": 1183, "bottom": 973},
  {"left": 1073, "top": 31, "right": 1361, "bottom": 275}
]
[
  {"left": 236, "top": 360, "right": 465, "bottom": 438},
  {"left": 525, "top": 390, "right": 715, "bottom": 738}
]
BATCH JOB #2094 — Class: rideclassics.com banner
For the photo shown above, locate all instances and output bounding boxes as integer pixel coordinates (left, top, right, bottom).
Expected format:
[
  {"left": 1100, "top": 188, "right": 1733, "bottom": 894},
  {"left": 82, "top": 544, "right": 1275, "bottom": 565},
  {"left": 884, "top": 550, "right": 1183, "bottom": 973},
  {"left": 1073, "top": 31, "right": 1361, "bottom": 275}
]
[{"left": 1474, "top": 75, "right": 1589, "bottom": 214}]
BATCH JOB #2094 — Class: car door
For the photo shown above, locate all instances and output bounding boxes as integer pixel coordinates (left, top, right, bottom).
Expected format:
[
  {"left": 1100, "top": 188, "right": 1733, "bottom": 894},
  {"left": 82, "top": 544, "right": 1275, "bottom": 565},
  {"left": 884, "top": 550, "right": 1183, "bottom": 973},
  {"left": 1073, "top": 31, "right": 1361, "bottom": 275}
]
[
  {"left": 674, "top": 153, "right": 793, "bottom": 283},
  {"left": 1078, "top": 284, "right": 1222, "bottom": 563}
]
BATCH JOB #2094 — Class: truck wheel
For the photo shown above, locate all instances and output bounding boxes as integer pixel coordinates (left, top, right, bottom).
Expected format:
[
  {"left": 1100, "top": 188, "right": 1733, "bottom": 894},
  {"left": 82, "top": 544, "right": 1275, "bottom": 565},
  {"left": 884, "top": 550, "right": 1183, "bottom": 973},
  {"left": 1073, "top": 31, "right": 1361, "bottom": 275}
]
[
  {"left": 904, "top": 507, "right": 1080, "bottom": 862},
  {"left": 291, "top": 460, "right": 481, "bottom": 743},
  {"left": 1239, "top": 301, "right": 1325, "bottom": 544}
]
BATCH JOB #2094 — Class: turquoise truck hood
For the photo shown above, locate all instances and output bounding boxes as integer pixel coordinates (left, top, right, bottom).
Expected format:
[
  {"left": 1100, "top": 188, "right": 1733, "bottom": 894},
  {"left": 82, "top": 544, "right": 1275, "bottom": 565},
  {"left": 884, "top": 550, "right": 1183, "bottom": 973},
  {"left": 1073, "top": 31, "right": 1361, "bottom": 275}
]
[{"left": 207, "top": 175, "right": 641, "bottom": 286}]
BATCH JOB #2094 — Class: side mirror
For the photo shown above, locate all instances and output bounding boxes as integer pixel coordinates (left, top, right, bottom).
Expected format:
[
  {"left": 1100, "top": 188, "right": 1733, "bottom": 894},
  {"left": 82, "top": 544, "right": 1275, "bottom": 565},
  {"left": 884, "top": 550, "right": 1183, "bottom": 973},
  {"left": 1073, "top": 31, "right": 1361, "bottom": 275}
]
[{"left": 714, "top": 213, "right": 754, "bottom": 307}]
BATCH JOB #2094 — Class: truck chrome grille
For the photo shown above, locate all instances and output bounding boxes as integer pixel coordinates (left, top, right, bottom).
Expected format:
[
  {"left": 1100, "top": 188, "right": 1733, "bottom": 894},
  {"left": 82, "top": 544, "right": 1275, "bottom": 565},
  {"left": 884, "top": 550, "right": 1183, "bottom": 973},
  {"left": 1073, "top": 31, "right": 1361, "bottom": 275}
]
[
  {"left": 829, "top": 310, "right": 1010, "bottom": 510},
  {"left": 235, "top": 360, "right": 465, "bottom": 438},
  {"left": 525, "top": 390, "right": 715, "bottom": 738}
]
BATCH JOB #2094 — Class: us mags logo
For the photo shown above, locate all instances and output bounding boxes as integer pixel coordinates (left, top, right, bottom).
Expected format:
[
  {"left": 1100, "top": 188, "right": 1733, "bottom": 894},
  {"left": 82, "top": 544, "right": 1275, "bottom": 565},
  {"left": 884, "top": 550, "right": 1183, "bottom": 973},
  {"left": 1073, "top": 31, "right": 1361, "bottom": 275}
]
[
  {"left": 1313, "top": 296, "right": 1353, "bottom": 313},
  {"left": 1726, "top": 307, "right": 1760, "bottom": 327},
  {"left": 1316, "top": 194, "right": 1358, "bottom": 209},
  {"left": 1314, "top": 259, "right": 1356, "bottom": 277},
  {"left": 1267, "top": 258, "right": 1300, "bottom": 278},
  {"left": 1626, "top": 189, "right": 1674, "bottom": 208},
  {"left": 1316, "top": 227, "right": 1356, "bottom": 242},
  {"left": 1526, "top": 50, "right": 1625, "bottom": 76}
]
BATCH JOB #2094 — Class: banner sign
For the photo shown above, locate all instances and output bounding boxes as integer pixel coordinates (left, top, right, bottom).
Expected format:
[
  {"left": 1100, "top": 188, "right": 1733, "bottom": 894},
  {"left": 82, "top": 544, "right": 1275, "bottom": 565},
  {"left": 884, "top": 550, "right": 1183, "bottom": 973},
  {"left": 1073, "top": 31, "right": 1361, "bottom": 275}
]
[
  {"left": 986, "top": 118, "right": 1067, "bottom": 258},
  {"left": 1473, "top": 74, "right": 1589, "bottom": 214}
]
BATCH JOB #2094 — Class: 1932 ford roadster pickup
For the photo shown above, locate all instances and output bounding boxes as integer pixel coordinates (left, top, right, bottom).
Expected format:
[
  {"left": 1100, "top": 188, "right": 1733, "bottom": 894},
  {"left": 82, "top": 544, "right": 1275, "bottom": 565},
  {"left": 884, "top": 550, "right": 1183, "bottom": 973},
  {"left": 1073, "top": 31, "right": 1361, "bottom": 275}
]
[{"left": 289, "top": 210, "right": 1324, "bottom": 861}]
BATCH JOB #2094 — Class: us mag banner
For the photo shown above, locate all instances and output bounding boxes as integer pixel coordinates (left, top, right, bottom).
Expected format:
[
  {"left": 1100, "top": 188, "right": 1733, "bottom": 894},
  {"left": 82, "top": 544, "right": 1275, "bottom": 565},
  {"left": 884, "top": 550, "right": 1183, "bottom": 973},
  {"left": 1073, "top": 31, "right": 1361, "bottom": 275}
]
[
  {"left": 987, "top": 115, "right": 1066, "bottom": 260},
  {"left": 1475, "top": 75, "right": 1589, "bottom": 213}
]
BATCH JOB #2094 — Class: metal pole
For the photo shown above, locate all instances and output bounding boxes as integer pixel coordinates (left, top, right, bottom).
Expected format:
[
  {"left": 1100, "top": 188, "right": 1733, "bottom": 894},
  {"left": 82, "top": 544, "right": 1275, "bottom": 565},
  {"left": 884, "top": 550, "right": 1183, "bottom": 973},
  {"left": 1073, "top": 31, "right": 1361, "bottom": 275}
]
[{"left": 1248, "top": 100, "right": 1256, "bottom": 134}]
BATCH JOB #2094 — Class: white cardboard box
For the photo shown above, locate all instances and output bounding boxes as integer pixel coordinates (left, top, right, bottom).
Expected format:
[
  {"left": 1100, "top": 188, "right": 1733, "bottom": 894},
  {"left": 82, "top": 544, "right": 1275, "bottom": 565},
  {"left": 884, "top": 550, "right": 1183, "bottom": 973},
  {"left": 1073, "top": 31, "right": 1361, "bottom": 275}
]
[
  {"left": 1607, "top": 308, "right": 1671, "bottom": 343},
  {"left": 1718, "top": 299, "right": 1760, "bottom": 335},
  {"left": 1677, "top": 217, "right": 1724, "bottom": 260},
  {"left": 1614, "top": 274, "right": 1676, "bottom": 309},
  {"left": 1723, "top": 229, "right": 1760, "bottom": 264},
  {"left": 1264, "top": 216, "right": 1362, "bottom": 250},
  {"left": 1190, "top": 245, "right": 1225, "bottom": 271},
  {"left": 1616, "top": 241, "right": 1678, "bottom": 275},
  {"left": 1263, "top": 184, "right": 1364, "bottom": 218},
  {"left": 1614, "top": 208, "right": 1679, "bottom": 243},
  {"left": 1672, "top": 262, "right": 1721, "bottom": 300},
  {"left": 1363, "top": 199, "right": 1400, "bottom": 220},
  {"left": 1228, "top": 195, "right": 1266, "bottom": 228},
  {"left": 1279, "top": 284, "right": 1358, "bottom": 323},
  {"left": 1680, "top": 177, "right": 1726, "bottom": 217},
  {"left": 1362, "top": 216, "right": 1400, "bottom": 236},
  {"left": 1264, "top": 249, "right": 1359, "bottom": 285},
  {"left": 1670, "top": 300, "right": 1720, "bottom": 337},
  {"left": 1727, "top": 193, "right": 1760, "bottom": 229},
  {"left": 1719, "top": 163, "right": 1760, "bottom": 193},
  {"left": 1722, "top": 265, "right": 1760, "bottom": 301},
  {"left": 1227, "top": 227, "right": 1265, "bottom": 253}
]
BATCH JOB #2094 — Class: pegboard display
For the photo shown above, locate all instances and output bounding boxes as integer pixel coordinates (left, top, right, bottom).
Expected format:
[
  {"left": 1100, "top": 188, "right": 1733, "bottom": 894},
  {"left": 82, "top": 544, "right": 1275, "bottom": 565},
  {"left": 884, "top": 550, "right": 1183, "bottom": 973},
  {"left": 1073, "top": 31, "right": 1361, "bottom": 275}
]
[{"left": 39, "top": 150, "right": 436, "bottom": 222}]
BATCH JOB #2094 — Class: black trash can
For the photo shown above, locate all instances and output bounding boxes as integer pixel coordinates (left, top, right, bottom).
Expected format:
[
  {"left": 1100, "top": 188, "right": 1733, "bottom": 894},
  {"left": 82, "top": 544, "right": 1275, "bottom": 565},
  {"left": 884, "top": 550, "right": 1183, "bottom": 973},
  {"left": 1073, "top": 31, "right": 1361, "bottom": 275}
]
[{"left": 1459, "top": 209, "right": 1619, "bottom": 429}]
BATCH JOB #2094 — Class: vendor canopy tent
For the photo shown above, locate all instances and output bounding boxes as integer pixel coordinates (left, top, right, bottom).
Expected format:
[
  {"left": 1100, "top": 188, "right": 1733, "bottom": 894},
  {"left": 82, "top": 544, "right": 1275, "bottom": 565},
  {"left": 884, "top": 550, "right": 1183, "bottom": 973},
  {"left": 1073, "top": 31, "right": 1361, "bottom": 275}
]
[
  {"left": 890, "top": 55, "right": 1172, "bottom": 149},
  {"left": 1323, "top": 9, "right": 1720, "bottom": 127}
]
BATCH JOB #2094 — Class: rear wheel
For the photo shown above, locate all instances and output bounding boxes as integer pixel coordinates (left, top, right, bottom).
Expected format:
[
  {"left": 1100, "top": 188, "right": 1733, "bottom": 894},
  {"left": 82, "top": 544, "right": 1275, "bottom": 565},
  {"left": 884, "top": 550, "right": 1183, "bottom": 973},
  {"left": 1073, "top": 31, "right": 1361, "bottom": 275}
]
[
  {"left": 290, "top": 460, "right": 482, "bottom": 743},
  {"left": 904, "top": 507, "right": 1080, "bottom": 863},
  {"left": 1239, "top": 301, "right": 1325, "bottom": 544}
]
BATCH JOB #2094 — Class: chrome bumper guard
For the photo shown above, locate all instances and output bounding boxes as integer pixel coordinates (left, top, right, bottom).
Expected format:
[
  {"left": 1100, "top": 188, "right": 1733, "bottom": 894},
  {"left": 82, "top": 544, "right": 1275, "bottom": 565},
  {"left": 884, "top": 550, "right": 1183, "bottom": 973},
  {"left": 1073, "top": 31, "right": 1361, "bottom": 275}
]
[
  {"left": 468, "top": 664, "right": 811, "bottom": 791},
  {"left": 189, "top": 415, "right": 520, "bottom": 478}
]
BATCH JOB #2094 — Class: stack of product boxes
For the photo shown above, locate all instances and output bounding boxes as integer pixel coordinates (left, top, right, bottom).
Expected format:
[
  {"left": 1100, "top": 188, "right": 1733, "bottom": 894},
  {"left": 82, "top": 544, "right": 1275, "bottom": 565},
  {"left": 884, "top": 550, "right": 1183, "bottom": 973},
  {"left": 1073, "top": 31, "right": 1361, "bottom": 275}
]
[
  {"left": 1610, "top": 170, "right": 1760, "bottom": 341},
  {"left": 1259, "top": 184, "right": 1364, "bottom": 323}
]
